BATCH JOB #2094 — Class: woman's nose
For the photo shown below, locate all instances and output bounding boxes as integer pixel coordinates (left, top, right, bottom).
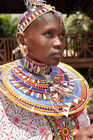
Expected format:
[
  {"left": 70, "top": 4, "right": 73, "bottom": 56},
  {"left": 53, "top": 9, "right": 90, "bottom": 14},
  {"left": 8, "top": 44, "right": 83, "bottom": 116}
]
[{"left": 53, "top": 36, "right": 66, "bottom": 49}]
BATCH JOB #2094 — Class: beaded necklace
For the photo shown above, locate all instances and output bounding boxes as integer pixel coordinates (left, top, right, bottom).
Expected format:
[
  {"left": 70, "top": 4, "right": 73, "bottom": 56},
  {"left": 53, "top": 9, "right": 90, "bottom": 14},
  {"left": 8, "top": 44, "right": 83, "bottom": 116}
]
[
  {"left": 0, "top": 57, "right": 89, "bottom": 139},
  {"left": 22, "top": 57, "right": 81, "bottom": 139},
  {"left": 45, "top": 115, "right": 79, "bottom": 140},
  {"left": 23, "top": 57, "right": 53, "bottom": 75},
  {"left": 0, "top": 58, "right": 89, "bottom": 128}
]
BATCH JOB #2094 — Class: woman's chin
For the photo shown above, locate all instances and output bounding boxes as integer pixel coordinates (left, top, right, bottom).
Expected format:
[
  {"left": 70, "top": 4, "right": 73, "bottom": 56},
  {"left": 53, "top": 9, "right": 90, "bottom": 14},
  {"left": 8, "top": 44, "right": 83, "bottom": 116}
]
[{"left": 45, "top": 59, "right": 60, "bottom": 66}]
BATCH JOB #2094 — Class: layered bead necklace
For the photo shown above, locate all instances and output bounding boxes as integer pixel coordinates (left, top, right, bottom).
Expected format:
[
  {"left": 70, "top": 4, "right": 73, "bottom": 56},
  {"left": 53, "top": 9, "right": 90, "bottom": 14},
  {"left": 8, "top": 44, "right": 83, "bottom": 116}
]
[{"left": 23, "top": 57, "right": 79, "bottom": 140}]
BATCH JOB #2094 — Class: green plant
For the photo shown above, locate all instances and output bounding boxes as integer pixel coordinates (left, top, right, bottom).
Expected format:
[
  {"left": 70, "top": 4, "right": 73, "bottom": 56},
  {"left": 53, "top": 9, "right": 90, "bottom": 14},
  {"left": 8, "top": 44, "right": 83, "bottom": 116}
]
[
  {"left": 0, "top": 14, "right": 18, "bottom": 37},
  {"left": 63, "top": 12, "right": 92, "bottom": 34}
]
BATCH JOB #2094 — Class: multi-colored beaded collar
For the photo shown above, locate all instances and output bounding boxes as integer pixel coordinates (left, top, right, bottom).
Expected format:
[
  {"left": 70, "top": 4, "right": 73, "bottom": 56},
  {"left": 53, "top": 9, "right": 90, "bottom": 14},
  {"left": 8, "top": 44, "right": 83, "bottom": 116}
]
[{"left": 0, "top": 58, "right": 90, "bottom": 117}]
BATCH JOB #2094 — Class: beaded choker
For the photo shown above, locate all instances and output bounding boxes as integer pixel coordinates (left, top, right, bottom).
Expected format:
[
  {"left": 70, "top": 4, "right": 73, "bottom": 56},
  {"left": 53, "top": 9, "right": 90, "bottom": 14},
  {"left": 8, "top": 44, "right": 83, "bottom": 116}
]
[{"left": 23, "top": 57, "right": 53, "bottom": 75}]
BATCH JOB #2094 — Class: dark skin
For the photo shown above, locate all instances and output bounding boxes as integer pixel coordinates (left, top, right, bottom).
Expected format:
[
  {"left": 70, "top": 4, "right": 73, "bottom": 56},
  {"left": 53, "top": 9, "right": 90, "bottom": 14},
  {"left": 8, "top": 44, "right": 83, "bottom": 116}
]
[
  {"left": 72, "top": 125, "right": 93, "bottom": 140},
  {"left": 17, "top": 12, "right": 66, "bottom": 66}
]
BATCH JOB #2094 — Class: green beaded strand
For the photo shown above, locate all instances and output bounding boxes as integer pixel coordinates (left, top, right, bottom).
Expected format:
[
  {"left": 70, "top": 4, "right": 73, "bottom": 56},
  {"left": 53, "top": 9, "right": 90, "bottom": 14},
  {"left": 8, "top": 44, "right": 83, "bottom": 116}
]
[
  {"left": 46, "top": 116, "right": 62, "bottom": 140},
  {"left": 67, "top": 116, "right": 74, "bottom": 140}
]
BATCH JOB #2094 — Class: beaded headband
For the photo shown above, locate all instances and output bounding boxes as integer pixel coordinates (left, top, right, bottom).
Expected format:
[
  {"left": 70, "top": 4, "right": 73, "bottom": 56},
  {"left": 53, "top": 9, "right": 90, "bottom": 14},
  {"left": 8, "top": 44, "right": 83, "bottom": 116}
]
[{"left": 17, "top": 0, "right": 56, "bottom": 32}]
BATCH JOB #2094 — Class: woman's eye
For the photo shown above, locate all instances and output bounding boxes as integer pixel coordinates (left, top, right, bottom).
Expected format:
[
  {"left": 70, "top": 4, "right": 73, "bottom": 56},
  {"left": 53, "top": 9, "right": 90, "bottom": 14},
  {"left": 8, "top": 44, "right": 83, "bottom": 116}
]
[
  {"left": 60, "top": 33, "right": 65, "bottom": 39},
  {"left": 44, "top": 31, "right": 54, "bottom": 38}
]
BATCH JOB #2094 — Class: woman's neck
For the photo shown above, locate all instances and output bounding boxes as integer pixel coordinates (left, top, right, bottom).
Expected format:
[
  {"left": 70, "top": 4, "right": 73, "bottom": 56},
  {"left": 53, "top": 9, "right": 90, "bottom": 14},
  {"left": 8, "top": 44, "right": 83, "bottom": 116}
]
[{"left": 23, "top": 57, "right": 53, "bottom": 75}]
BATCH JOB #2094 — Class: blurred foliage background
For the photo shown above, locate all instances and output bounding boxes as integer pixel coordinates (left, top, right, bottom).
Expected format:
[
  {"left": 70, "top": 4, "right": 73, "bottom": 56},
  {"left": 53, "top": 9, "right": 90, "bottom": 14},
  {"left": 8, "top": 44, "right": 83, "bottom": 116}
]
[
  {"left": 64, "top": 12, "right": 93, "bottom": 34},
  {"left": 0, "top": 14, "right": 19, "bottom": 37}
]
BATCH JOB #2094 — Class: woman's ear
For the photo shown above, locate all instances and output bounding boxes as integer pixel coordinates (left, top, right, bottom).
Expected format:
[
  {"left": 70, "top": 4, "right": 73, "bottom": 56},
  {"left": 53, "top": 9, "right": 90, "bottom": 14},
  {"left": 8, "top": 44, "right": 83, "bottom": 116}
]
[{"left": 16, "top": 32, "right": 25, "bottom": 45}]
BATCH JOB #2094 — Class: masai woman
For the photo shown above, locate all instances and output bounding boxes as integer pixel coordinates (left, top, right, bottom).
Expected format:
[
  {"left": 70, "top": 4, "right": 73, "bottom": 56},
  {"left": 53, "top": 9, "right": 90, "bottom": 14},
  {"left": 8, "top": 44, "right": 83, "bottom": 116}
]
[{"left": 0, "top": 0, "right": 90, "bottom": 139}]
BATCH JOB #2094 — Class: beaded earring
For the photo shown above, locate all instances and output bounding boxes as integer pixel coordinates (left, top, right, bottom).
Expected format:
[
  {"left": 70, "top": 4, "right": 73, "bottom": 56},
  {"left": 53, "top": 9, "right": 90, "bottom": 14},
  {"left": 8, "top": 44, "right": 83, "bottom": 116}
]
[
  {"left": 19, "top": 44, "right": 28, "bottom": 57},
  {"left": 12, "top": 44, "right": 28, "bottom": 60}
]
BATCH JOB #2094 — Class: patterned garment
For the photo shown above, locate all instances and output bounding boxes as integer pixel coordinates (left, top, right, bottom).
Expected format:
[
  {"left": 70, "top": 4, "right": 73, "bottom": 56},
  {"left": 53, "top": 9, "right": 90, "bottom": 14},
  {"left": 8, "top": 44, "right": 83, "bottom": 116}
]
[{"left": 0, "top": 92, "right": 90, "bottom": 140}]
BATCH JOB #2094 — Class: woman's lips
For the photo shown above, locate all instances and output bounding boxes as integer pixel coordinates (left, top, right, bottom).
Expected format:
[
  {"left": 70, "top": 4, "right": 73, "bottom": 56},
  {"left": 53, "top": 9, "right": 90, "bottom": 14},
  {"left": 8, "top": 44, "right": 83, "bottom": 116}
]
[{"left": 52, "top": 52, "right": 62, "bottom": 58}]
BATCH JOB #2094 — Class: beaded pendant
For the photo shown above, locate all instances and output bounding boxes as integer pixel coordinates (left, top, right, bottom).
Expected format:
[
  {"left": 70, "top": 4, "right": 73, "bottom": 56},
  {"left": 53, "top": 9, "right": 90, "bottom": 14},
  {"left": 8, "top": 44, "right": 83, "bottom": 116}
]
[{"left": 45, "top": 115, "right": 79, "bottom": 140}]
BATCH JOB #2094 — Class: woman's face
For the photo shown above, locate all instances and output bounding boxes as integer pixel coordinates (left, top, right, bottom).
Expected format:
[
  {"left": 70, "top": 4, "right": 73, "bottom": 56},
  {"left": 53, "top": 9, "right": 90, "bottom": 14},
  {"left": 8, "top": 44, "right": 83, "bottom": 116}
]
[{"left": 23, "top": 12, "right": 66, "bottom": 65}]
